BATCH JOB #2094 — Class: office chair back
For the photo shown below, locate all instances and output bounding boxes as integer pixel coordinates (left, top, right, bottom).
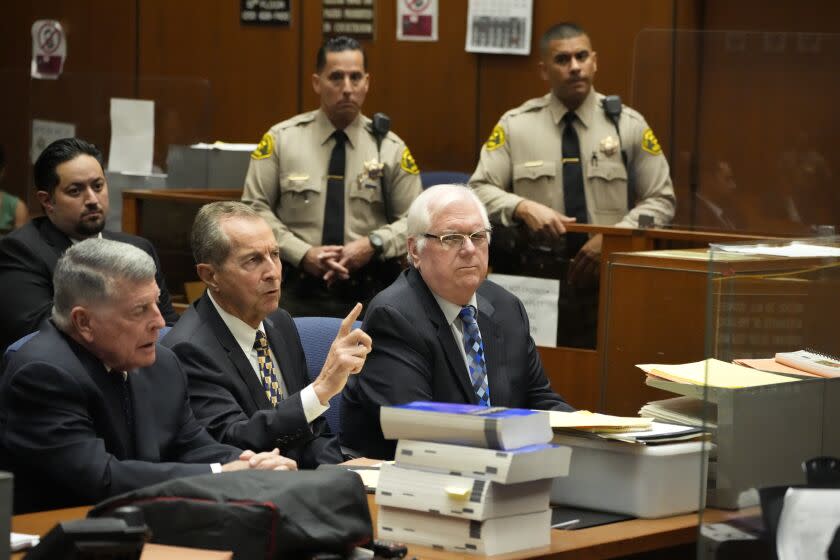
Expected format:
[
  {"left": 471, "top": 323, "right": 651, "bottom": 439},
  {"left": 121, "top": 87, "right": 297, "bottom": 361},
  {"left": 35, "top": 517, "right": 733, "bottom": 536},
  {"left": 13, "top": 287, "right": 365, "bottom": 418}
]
[{"left": 293, "top": 316, "right": 361, "bottom": 435}]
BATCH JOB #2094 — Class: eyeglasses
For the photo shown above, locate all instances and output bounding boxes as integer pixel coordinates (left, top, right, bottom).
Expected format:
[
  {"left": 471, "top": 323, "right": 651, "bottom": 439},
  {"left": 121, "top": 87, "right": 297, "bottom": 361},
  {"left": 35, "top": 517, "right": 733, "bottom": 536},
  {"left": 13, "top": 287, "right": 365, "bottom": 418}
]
[{"left": 423, "top": 229, "right": 491, "bottom": 250}]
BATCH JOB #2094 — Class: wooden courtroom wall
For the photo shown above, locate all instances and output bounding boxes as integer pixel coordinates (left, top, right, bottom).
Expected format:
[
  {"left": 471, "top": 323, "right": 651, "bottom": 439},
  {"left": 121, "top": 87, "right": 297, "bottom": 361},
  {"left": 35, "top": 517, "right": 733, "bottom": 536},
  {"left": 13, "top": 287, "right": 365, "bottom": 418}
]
[
  {"left": 0, "top": 1, "right": 138, "bottom": 210},
  {"left": 1, "top": 0, "right": 687, "bottom": 204},
  {"left": 2, "top": 0, "right": 838, "bottom": 226}
]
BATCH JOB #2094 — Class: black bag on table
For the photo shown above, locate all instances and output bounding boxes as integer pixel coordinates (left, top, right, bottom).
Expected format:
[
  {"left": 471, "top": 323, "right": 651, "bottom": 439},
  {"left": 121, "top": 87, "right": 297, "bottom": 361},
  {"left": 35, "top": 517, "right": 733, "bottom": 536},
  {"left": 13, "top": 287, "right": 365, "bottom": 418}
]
[{"left": 87, "top": 469, "right": 372, "bottom": 559}]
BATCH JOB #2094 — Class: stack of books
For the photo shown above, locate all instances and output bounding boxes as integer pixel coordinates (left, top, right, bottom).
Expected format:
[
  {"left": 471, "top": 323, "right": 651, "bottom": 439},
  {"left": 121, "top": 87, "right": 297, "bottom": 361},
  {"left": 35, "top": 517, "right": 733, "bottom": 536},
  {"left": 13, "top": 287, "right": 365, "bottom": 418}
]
[{"left": 376, "top": 402, "right": 572, "bottom": 555}]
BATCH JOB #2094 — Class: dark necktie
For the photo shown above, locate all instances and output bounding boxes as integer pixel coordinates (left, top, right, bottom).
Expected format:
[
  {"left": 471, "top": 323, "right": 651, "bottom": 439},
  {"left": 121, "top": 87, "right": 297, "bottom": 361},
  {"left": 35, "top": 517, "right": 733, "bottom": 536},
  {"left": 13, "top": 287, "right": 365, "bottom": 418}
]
[
  {"left": 254, "top": 330, "right": 283, "bottom": 406},
  {"left": 458, "top": 305, "right": 490, "bottom": 406},
  {"left": 562, "top": 112, "right": 588, "bottom": 255},
  {"left": 120, "top": 374, "right": 136, "bottom": 457},
  {"left": 322, "top": 130, "right": 348, "bottom": 245}
]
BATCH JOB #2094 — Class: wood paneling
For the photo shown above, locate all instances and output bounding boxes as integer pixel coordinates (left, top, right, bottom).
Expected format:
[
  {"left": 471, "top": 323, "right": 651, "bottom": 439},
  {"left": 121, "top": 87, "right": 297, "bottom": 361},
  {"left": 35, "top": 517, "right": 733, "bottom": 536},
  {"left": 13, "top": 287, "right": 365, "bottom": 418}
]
[
  {"left": 137, "top": 0, "right": 302, "bottom": 150},
  {"left": 0, "top": 1, "right": 137, "bottom": 209},
  {"left": 540, "top": 347, "right": 600, "bottom": 411}
]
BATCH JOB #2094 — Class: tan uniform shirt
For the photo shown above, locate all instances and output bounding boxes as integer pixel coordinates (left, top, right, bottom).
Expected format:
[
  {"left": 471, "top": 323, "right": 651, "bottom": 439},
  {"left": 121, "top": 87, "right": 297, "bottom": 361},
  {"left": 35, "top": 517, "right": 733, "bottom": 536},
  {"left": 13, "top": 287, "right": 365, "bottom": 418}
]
[
  {"left": 469, "top": 90, "right": 675, "bottom": 228},
  {"left": 242, "top": 109, "right": 422, "bottom": 266}
]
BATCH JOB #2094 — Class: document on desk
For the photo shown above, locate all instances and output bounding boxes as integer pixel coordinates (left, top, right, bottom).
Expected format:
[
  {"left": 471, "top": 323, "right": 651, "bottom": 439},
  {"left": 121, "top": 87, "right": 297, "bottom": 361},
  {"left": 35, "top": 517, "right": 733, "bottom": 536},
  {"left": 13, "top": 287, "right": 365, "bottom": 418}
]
[
  {"left": 545, "top": 410, "right": 653, "bottom": 431},
  {"left": 776, "top": 487, "right": 840, "bottom": 560},
  {"left": 637, "top": 359, "right": 799, "bottom": 388},
  {"left": 190, "top": 142, "right": 258, "bottom": 151},
  {"left": 716, "top": 241, "right": 840, "bottom": 258},
  {"left": 596, "top": 421, "right": 707, "bottom": 444},
  {"left": 10, "top": 532, "right": 40, "bottom": 552}
]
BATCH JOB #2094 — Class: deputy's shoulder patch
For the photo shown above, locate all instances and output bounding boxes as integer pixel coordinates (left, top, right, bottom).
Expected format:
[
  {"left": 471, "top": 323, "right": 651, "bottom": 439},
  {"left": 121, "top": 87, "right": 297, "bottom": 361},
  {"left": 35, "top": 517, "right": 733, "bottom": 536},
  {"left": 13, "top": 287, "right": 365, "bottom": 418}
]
[
  {"left": 400, "top": 147, "right": 419, "bottom": 175},
  {"left": 485, "top": 124, "right": 506, "bottom": 151},
  {"left": 251, "top": 133, "right": 275, "bottom": 160},
  {"left": 641, "top": 128, "right": 662, "bottom": 156}
]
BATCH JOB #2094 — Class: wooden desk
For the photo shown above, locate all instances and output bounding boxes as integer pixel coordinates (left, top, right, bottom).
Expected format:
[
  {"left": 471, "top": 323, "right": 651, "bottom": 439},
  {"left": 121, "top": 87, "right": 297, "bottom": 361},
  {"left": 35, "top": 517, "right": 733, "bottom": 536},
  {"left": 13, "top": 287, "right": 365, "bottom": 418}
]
[{"left": 11, "top": 500, "right": 749, "bottom": 559}]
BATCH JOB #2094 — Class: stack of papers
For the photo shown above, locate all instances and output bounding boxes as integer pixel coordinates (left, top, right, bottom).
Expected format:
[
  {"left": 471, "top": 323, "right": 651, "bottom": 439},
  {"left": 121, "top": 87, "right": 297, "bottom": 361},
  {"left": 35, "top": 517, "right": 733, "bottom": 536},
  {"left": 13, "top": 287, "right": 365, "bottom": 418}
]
[
  {"left": 733, "top": 357, "right": 815, "bottom": 377},
  {"left": 190, "top": 141, "right": 258, "bottom": 151},
  {"left": 544, "top": 410, "right": 653, "bottom": 433},
  {"left": 639, "top": 396, "right": 717, "bottom": 429},
  {"left": 11, "top": 532, "right": 40, "bottom": 552},
  {"left": 596, "top": 421, "right": 707, "bottom": 445},
  {"left": 547, "top": 409, "right": 707, "bottom": 444},
  {"left": 637, "top": 359, "right": 799, "bottom": 388}
]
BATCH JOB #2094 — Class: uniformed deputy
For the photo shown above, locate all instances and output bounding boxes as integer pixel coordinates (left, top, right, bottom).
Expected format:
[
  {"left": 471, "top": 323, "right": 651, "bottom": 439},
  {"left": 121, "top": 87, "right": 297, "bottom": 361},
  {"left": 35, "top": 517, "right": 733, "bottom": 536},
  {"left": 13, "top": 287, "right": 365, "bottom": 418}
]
[
  {"left": 242, "top": 36, "right": 422, "bottom": 318},
  {"left": 469, "top": 22, "right": 676, "bottom": 285}
]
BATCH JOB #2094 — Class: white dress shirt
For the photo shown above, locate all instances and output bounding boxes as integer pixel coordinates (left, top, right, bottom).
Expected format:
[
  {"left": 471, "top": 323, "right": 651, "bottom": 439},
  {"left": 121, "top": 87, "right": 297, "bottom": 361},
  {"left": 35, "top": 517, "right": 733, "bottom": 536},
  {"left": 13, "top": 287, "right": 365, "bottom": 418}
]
[{"left": 207, "top": 292, "right": 328, "bottom": 423}]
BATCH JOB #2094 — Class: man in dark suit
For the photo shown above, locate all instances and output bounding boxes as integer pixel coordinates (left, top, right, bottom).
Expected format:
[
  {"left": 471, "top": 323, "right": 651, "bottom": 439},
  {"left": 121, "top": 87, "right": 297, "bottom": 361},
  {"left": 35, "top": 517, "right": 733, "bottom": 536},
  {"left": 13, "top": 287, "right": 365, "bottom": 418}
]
[
  {"left": 0, "top": 238, "right": 295, "bottom": 513},
  {"left": 341, "top": 184, "right": 575, "bottom": 459},
  {"left": 162, "top": 201, "right": 371, "bottom": 468},
  {"left": 0, "top": 137, "right": 178, "bottom": 352}
]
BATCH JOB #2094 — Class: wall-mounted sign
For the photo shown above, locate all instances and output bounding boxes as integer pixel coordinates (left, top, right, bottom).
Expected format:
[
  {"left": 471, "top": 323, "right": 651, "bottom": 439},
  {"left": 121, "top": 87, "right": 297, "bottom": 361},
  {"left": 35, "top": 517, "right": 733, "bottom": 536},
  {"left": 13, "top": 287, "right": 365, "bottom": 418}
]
[
  {"left": 31, "top": 119, "right": 76, "bottom": 164},
  {"left": 241, "top": 0, "right": 291, "bottom": 26},
  {"left": 397, "top": 0, "right": 438, "bottom": 42},
  {"left": 323, "top": 0, "right": 375, "bottom": 39},
  {"left": 31, "top": 20, "right": 67, "bottom": 79},
  {"left": 466, "top": 0, "right": 533, "bottom": 56}
]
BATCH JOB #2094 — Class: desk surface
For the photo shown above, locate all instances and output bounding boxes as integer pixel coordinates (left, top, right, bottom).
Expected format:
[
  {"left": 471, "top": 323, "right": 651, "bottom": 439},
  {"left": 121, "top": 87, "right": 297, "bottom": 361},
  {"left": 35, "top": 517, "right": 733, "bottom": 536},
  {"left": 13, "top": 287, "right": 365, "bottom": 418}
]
[{"left": 11, "top": 500, "right": 750, "bottom": 560}]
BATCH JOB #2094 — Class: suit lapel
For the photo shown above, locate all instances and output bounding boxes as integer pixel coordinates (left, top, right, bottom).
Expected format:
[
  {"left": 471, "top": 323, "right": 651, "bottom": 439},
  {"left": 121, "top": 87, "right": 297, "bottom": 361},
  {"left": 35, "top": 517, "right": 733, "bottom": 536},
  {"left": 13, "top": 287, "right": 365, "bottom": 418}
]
[
  {"left": 37, "top": 218, "right": 72, "bottom": 271},
  {"left": 197, "top": 295, "right": 274, "bottom": 410},
  {"left": 67, "top": 331, "right": 135, "bottom": 458},
  {"left": 476, "top": 290, "right": 508, "bottom": 407},
  {"left": 407, "top": 268, "right": 476, "bottom": 404},
  {"left": 264, "top": 315, "right": 306, "bottom": 394},
  {"left": 128, "top": 367, "right": 160, "bottom": 461}
]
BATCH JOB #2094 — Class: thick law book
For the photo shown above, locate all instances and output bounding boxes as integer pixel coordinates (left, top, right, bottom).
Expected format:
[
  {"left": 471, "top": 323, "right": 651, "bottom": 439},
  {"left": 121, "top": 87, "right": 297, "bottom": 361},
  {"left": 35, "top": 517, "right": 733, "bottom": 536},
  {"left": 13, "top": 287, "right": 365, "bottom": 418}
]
[
  {"left": 377, "top": 506, "right": 551, "bottom": 556},
  {"left": 375, "top": 463, "right": 552, "bottom": 520},
  {"left": 380, "top": 401, "right": 552, "bottom": 450},
  {"left": 393, "top": 439, "right": 570, "bottom": 484},
  {"left": 774, "top": 349, "right": 840, "bottom": 378}
]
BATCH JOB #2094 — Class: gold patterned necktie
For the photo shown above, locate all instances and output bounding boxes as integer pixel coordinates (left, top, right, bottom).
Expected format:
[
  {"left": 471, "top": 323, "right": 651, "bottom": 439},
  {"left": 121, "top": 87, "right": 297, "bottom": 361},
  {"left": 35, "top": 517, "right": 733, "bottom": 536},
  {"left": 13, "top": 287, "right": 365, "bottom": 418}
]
[{"left": 254, "top": 330, "right": 283, "bottom": 406}]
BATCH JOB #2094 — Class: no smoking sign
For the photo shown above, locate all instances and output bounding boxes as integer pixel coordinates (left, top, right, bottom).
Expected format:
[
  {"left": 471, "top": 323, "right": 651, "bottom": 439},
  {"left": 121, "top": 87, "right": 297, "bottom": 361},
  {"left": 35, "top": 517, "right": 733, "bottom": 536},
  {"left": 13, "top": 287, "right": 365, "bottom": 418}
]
[{"left": 31, "top": 20, "right": 67, "bottom": 79}]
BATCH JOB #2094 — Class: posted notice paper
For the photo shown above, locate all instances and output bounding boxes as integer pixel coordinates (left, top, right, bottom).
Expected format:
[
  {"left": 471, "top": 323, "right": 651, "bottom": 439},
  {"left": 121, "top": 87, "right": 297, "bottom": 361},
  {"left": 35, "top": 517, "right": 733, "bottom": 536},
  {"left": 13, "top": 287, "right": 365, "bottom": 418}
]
[
  {"left": 487, "top": 273, "right": 559, "bottom": 346},
  {"left": 108, "top": 98, "right": 154, "bottom": 174}
]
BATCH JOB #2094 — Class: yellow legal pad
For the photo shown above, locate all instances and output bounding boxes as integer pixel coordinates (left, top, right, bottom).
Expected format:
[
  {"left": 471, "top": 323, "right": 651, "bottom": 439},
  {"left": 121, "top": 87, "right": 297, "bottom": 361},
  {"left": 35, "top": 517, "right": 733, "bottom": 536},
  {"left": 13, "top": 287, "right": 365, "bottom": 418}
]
[
  {"left": 637, "top": 358, "right": 800, "bottom": 389},
  {"left": 544, "top": 410, "right": 653, "bottom": 432}
]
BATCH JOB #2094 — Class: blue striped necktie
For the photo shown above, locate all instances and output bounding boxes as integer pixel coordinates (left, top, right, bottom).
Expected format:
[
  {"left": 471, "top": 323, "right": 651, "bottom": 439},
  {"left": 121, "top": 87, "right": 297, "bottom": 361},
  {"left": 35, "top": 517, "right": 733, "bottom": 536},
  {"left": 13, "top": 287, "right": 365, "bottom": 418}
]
[{"left": 458, "top": 305, "right": 490, "bottom": 406}]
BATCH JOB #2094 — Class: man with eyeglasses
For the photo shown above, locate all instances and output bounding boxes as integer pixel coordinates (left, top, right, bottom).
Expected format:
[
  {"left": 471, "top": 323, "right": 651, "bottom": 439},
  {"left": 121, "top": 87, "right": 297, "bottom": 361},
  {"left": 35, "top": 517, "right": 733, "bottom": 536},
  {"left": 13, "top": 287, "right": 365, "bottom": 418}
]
[
  {"left": 242, "top": 36, "right": 423, "bottom": 318},
  {"left": 341, "top": 184, "right": 574, "bottom": 459}
]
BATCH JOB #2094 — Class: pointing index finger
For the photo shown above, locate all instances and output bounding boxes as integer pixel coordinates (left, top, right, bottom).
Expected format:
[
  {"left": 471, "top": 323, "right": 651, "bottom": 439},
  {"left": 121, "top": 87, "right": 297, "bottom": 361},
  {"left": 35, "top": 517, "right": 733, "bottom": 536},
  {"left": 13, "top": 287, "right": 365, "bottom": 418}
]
[{"left": 338, "top": 302, "right": 363, "bottom": 336}]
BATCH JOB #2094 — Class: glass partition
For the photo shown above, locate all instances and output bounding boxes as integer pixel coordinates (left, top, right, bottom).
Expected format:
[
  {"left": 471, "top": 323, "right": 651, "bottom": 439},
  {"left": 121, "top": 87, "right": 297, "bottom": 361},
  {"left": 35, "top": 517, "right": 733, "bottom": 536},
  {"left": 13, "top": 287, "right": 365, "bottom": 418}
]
[
  {"left": 695, "top": 238, "right": 840, "bottom": 557},
  {"left": 632, "top": 30, "right": 840, "bottom": 236}
]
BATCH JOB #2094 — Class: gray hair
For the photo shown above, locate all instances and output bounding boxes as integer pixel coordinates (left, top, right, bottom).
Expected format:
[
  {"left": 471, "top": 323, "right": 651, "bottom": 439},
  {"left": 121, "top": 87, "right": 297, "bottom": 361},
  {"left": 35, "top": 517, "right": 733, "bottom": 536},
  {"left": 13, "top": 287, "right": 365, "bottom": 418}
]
[
  {"left": 406, "top": 184, "right": 491, "bottom": 265},
  {"left": 52, "top": 238, "right": 157, "bottom": 331},
  {"left": 191, "top": 201, "right": 262, "bottom": 266}
]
